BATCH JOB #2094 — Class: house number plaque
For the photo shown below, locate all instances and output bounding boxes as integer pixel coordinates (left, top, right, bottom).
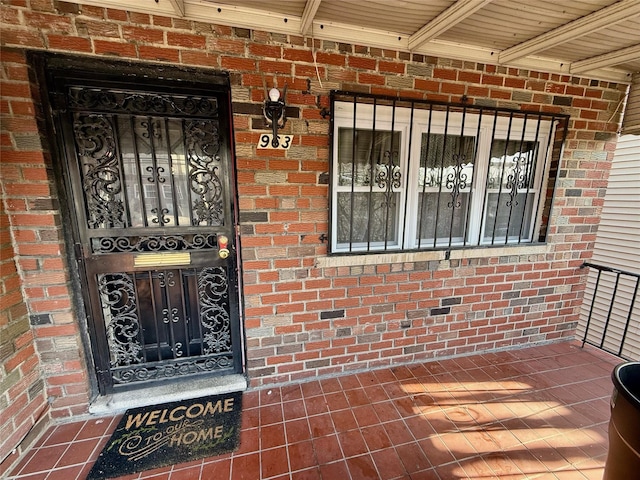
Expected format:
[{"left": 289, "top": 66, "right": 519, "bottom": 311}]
[{"left": 257, "top": 134, "right": 292, "bottom": 149}]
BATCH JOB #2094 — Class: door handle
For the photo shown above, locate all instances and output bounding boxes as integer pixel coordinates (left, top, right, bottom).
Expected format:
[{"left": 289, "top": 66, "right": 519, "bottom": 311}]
[{"left": 218, "top": 235, "right": 230, "bottom": 259}]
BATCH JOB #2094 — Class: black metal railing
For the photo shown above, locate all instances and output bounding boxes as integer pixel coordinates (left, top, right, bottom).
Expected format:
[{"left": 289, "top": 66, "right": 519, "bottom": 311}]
[{"left": 579, "top": 262, "right": 640, "bottom": 359}]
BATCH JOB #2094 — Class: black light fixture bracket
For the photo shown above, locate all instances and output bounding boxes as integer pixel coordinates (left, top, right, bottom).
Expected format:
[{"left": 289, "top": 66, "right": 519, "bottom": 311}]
[{"left": 263, "top": 78, "right": 287, "bottom": 148}]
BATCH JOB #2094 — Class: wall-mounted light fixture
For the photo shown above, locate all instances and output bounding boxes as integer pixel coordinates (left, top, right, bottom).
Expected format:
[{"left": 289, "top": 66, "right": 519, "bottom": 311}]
[{"left": 263, "top": 79, "right": 287, "bottom": 148}]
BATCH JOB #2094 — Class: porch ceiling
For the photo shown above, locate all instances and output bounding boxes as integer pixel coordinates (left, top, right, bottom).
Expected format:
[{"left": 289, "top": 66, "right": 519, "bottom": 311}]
[{"left": 73, "top": 0, "right": 640, "bottom": 83}]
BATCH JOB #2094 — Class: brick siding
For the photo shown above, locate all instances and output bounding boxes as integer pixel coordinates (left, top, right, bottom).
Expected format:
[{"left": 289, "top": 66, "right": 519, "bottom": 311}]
[
  {"left": 0, "top": 170, "right": 49, "bottom": 474},
  {"left": 0, "top": 0, "right": 625, "bottom": 433}
]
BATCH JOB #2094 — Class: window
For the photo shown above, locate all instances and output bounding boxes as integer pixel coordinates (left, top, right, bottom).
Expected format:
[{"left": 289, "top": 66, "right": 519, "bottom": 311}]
[{"left": 329, "top": 92, "right": 568, "bottom": 254}]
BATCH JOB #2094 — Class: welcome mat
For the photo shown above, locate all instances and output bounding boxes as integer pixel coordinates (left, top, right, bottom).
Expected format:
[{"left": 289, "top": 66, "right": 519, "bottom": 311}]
[{"left": 87, "top": 391, "right": 242, "bottom": 479}]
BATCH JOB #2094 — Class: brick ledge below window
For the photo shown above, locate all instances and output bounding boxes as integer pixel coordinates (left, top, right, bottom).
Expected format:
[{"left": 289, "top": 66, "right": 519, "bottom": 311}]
[{"left": 316, "top": 244, "right": 551, "bottom": 268}]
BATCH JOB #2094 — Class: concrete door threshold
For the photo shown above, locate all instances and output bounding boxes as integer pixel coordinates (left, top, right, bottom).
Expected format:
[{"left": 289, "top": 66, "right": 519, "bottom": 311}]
[{"left": 89, "top": 374, "right": 247, "bottom": 415}]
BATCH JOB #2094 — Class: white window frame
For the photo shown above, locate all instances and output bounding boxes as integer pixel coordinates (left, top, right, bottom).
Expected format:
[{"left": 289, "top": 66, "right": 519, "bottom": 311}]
[{"left": 331, "top": 99, "right": 557, "bottom": 254}]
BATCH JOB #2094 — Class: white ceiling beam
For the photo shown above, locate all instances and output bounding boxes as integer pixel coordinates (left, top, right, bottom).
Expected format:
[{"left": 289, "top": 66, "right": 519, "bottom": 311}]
[
  {"left": 499, "top": 0, "right": 640, "bottom": 64},
  {"left": 408, "top": 0, "right": 493, "bottom": 51},
  {"left": 300, "top": 0, "right": 322, "bottom": 35},
  {"left": 58, "top": 1, "right": 634, "bottom": 83},
  {"left": 168, "top": 0, "right": 185, "bottom": 17},
  {"left": 570, "top": 44, "right": 640, "bottom": 73}
]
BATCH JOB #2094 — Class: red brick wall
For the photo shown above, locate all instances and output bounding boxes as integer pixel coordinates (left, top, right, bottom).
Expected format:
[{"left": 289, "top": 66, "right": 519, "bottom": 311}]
[
  {"left": 0, "top": 0, "right": 625, "bottom": 423},
  {"left": 0, "top": 159, "right": 49, "bottom": 472}
]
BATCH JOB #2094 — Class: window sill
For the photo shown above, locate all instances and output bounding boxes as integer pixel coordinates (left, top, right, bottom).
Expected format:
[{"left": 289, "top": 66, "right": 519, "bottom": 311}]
[{"left": 316, "top": 244, "right": 550, "bottom": 268}]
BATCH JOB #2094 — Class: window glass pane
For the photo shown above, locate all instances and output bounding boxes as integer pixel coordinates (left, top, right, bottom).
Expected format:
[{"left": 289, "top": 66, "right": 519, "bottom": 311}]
[
  {"left": 338, "top": 128, "right": 401, "bottom": 187},
  {"left": 417, "top": 133, "right": 474, "bottom": 245},
  {"left": 337, "top": 192, "right": 398, "bottom": 245},
  {"left": 417, "top": 192, "right": 469, "bottom": 244},
  {"left": 488, "top": 140, "right": 538, "bottom": 190},
  {"left": 419, "top": 133, "right": 475, "bottom": 187},
  {"left": 483, "top": 193, "right": 534, "bottom": 242}
]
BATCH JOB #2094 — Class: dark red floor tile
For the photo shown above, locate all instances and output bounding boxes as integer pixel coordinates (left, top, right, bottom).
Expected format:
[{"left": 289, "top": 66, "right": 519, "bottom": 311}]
[
  {"left": 418, "top": 436, "right": 455, "bottom": 467},
  {"left": 236, "top": 427, "right": 259, "bottom": 455},
  {"left": 260, "top": 404, "right": 284, "bottom": 426},
  {"left": 282, "top": 399, "right": 307, "bottom": 421},
  {"left": 344, "top": 388, "right": 370, "bottom": 407},
  {"left": 242, "top": 391, "right": 260, "bottom": 410},
  {"left": 54, "top": 438, "right": 101, "bottom": 468},
  {"left": 260, "top": 446, "right": 289, "bottom": 478},
  {"left": 300, "top": 381, "right": 323, "bottom": 398},
  {"left": 346, "top": 454, "right": 379, "bottom": 479},
  {"left": 338, "top": 429, "right": 368, "bottom": 458},
  {"left": 260, "top": 387, "right": 282, "bottom": 406},
  {"left": 458, "top": 456, "right": 497, "bottom": 479},
  {"left": 324, "top": 391, "right": 349, "bottom": 411},
  {"left": 284, "top": 417, "right": 311, "bottom": 444},
  {"left": 393, "top": 397, "right": 418, "bottom": 418},
  {"left": 319, "top": 377, "right": 342, "bottom": 394},
  {"left": 312, "top": 434, "right": 343, "bottom": 464},
  {"left": 241, "top": 407, "right": 259, "bottom": 430},
  {"left": 373, "top": 368, "right": 398, "bottom": 385},
  {"left": 17, "top": 444, "right": 68, "bottom": 475},
  {"left": 167, "top": 465, "right": 201, "bottom": 479},
  {"left": 319, "top": 460, "right": 350, "bottom": 480},
  {"left": 371, "top": 448, "right": 407, "bottom": 479},
  {"left": 43, "top": 465, "right": 84, "bottom": 480},
  {"left": 304, "top": 395, "right": 329, "bottom": 416},
  {"left": 396, "top": 443, "right": 432, "bottom": 474},
  {"left": 329, "top": 409, "right": 357, "bottom": 432},
  {"left": 383, "top": 419, "right": 415, "bottom": 445},
  {"left": 338, "top": 374, "right": 361, "bottom": 391},
  {"left": 7, "top": 449, "right": 37, "bottom": 477},
  {"left": 409, "top": 468, "right": 441, "bottom": 480},
  {"left": 364, "top": 384, "right": 390, "bottom": 403},
  {"left": 140, "top": 473, "right": 170, "bottom": 480},
  {"left": 403, "top": 415, "right": 436, "bottom": 441},
  {"left": 307, "top": 413, "right": 334, "bottom": 438},
  {"left": 76, "top": 416, "right": 119, "bottom": 441},
  {"left": 44, "top": 422, "right": 85, "bottom": 446},
  {"left": 230, "top": 453, "right": 260, "bottom": 480},
  {"left": 352, "top": 405, "right": 380, "bottom": 427},
  {"left": 288, "top": 440, "right": 317, "bottom": 472},
  {"left": 137, "top": 463, "right": 172, "bottom": 479},
  {"left": 373, "top": 400, "right": 403, "bottom": 423},
  {"left": 280, "top": 384, "right": 303, "bottom": 402},
  {"left": 361, "top": 424, "right": 392, "bottom": 451},
  {"left": 9, "top": 473, "right": 48, "bottom": 480},
  {"left": 200, "top": 458, "right": 230, "bottom": 479},
  {"left": 291, "top": 467, "right": 321, "bottom": 480},
  {"left": 260, "top": 423, "right": 286, "bottom": 450}
]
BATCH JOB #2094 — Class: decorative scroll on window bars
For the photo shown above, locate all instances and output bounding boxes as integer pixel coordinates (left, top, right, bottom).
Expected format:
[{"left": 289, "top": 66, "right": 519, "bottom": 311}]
[{"left": 330, "top": 91, "right": 569, "bottom": 254}]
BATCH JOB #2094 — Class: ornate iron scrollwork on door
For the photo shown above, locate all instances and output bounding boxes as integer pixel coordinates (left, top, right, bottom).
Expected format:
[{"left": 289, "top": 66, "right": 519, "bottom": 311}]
[
  {"left": 198, "top": 267, "right": 232, "bottom": 355},
  {"left": 74, "top": 114, "right": 126, "bottom": 229},
  {"left": 186, "top": 120, "right": 224, "bottom": 226},
  {"left": 97, "top": 273, "right": 143, "bottom": 367}
]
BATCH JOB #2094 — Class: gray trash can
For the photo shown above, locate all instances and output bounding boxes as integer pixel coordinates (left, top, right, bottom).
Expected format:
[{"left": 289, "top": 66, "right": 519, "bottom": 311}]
[{"left": 603, "top": 362, "right": 640, "bottom": 480}]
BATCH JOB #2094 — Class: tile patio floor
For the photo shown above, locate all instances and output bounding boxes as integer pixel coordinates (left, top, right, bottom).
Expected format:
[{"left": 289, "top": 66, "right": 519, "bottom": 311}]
[{"left": 5, "top": 341, "right": 621, "bottom": 480}]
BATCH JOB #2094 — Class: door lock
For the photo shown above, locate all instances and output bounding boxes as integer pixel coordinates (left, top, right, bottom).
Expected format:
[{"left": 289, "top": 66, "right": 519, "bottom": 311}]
[{"left": 218, "top": 235, "right": 230, "bottom": 259}]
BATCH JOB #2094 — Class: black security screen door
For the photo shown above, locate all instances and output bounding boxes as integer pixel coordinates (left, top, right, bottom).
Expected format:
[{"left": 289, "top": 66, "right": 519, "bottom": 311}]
[{"left": 42, "top": 57, "right": 243, "bottom": 395}]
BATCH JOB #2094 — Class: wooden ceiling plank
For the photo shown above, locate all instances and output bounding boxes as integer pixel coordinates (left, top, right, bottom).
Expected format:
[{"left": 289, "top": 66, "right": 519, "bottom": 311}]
[
  {"left": 499, "top": 0, "right": 640, "bottom": 64},
  {"left": 571, "top": 44, "right": 640, "bottom": 73},
  {"left": 408, "top": 0, "right": 494, "bottom": 50},
  {"left": 300, "top": 0, "right": 322, "bottom": 35}
]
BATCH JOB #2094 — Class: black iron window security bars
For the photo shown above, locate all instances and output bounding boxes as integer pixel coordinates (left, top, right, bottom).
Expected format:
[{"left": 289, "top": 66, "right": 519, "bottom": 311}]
[{"left": 329, "top": 91, "right": 569, "bottom": 254}]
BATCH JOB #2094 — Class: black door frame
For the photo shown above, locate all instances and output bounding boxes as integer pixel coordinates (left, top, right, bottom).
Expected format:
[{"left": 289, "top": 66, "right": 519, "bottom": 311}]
[{"left": 29, "top": 52, "right": 246, "bottom": 397}]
